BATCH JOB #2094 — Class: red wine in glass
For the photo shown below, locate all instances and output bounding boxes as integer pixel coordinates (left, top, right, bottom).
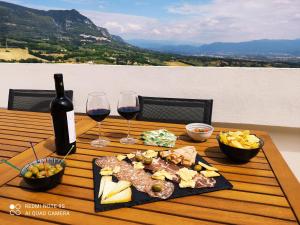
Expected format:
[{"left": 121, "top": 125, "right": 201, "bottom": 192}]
[
  {"left": 117, "top": 91, "right": 140, "bottom": 144},
  {"left": 117, "top": 107, "right": 139, "bottom": 120},
  {"left": 87, "top": 109, "right": 110, "bottom": 122},
  {"left": 86, "top": 92, "right": 110, "bottom": 147}
]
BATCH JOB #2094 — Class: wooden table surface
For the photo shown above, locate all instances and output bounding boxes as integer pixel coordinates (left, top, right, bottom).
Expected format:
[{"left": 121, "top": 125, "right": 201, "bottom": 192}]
[{"left": 0, "top": 109, "right": 299, "bottom": 225}]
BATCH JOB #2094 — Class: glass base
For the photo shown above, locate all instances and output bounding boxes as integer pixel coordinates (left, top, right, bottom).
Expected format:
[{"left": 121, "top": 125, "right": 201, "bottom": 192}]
[
  {"left": 90, "top": 138, "right": 110, "bottom": 147},
  {"left": 120, "top": 137, "right": 137, "bottom": 145}
]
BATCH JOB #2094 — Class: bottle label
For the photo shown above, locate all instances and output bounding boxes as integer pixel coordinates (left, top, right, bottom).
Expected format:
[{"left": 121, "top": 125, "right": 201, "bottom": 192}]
[{"left": 66, "top": 110, "right": 76, "bottom": 143}]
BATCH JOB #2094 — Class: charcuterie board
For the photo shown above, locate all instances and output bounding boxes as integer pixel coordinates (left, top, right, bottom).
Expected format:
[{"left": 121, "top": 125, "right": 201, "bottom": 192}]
[{"left": 93, "top": 147, "right": 232, "bottom": 212}]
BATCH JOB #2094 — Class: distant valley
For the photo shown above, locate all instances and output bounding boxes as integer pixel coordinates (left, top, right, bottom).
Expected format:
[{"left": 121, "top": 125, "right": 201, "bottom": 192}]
[{"left": 128, "top": 39, "right": 300, "bottom": 60}]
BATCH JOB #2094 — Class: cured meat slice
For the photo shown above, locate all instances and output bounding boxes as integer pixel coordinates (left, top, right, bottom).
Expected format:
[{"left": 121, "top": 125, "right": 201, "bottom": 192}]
[
  {"left": 135, "top": 152, "right": 216, "bottom": 188},
  {"left": 95, "top": 157, "right": 174, "bottom": 199}
]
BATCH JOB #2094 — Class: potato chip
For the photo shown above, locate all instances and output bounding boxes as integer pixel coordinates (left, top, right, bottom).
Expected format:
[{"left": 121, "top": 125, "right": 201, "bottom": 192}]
[{"left": 219, "top": 130, "right": 260, "bottom": 149}]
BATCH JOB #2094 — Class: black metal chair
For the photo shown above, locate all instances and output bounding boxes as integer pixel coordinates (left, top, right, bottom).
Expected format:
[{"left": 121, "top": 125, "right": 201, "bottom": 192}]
[
  {"left": 8, "top": 89, "right": 73, "bottom": 113},
  {"left": 136, "top": 96, "right": 213, "bottom": 124}
]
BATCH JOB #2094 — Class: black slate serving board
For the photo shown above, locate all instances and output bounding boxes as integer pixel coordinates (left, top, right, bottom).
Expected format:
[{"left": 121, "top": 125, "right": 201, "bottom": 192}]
[{"left": 93, "top": 155, "right": 233, "bottom": 212}]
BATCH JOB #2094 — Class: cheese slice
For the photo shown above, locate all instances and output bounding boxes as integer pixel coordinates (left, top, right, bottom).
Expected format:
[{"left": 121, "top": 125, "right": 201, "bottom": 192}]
[
  {"left": 198, "top": 162, "right": 218, "bottom": 171},
  {"left": 126, "top": 153, "right": 135, "bottom": 159},
  {"left": 142, "top": 150, "right": 158, "bottom": 158},
  {"left": 176, "top": 168, "right": 197, "bottom": 181},
  {"left": 106, "top": 181, "right": 131, "bottom": 198},
  {"left": 152, "top": 170, "right": 173, "bottom": 181},
  {"left": 102, "top": 181, "right": 117, "bottom": 200},
  {"left": 201, "top": 170, "right": 220, "bottom": 178},
  {"left": 117, "top": 154, "right": 126, "bottom": 161},
  {"left": 98, "top": 176, "right": 112, "bottom": 198},
  {"left": 132, "top": 161, "right": 144, "bottom": 170},
  {"left": 101, "top": 187, "right": 132, "bottom": 204},
  {"left": 179, "top": 179, "right": 196, "bottom": 188},
  {"left": 100, "top": 167, "right": 113, "bottom": 176}
]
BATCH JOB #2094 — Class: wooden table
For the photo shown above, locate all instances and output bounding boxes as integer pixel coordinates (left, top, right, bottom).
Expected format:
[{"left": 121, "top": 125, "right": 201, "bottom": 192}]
[{"left": 0, "top": 109, "right": 299, "bottom": 225}]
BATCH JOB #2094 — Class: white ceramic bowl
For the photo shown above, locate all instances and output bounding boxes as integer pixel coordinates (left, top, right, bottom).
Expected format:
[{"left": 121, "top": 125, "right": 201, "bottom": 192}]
[{"left": 185, "top": 123, "right": 214, "bottom": 142}]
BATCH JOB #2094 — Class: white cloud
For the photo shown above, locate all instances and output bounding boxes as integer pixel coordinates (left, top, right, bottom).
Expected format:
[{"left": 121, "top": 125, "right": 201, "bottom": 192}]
[
  {"left": 82, "top": 11, "right": 159, "bottom": 36},
  {"left": 83, "top": 0, "right": 300, "bottom": 43},
  {"left": 166, "top": 0, "right": 300, "bottom": 42}
]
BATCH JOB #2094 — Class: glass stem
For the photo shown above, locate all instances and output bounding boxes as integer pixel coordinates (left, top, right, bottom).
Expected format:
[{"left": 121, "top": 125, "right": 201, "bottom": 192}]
[
  {"left": 127, "top": 120, "right": 130, "bottom": 138},
  {"left": 98, "top": 122, "right": 102, "bottom": 140}
]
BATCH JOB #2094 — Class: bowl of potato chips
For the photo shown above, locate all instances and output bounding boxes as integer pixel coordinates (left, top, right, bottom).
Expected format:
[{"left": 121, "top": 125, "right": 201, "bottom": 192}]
[{"left": 216, "top": 130, "right": 264, "bottom": 162}]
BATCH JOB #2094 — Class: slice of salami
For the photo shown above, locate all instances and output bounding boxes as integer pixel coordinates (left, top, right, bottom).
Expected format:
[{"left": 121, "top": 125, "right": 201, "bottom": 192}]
[{"left": 95, "top": 157, "right": 174, "bottom": 199}]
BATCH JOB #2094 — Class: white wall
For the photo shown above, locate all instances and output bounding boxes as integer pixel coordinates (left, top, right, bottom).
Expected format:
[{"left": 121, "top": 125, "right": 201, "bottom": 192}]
[{"left": 1, "top": 63, "right": 300, "bottom": 128}]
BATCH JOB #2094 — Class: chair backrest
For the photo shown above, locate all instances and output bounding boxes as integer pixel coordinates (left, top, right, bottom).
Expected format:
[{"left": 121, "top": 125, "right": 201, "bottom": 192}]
[
  {"left": 8, "top": 89, "right": 73, "bottom": 113},
  {"left": 136, "top": 96, "right": 213, "bottom": 124}
]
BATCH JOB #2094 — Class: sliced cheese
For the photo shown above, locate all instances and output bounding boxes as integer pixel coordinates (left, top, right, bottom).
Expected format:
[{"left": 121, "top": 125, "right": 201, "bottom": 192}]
[
  {"left": 100, "top": 167, "right": 113, "bottom": 176},
  {"left": 106, "top": 180, "right": 131, "bottom": 198},
  {"left": 152, "top": 174, "right": 165, "bottom": 180},
  {"left": 152, "top": 170, "right": 173, "bottom": 181},
  {"left": 176, "top": 168, "right": 197, "bottom": 181},
  {"left": 132, "top": 161, "right": 144, "bottom": 170},
  {"left": 126, "top": 153, "right": 135, "bottom": 159},
  {"left": 117, "top": 154, "right": 126, "bottom": 161},
  {"left": 101, "top": 187, "right": 132, "bottom": 204},
  {"left": 102, "top": 181, "right": 116, "bottom": 200},
  {"left": 201, "top": 170, "right": 220, "bottom": 178},
  {"left": 198, "top": 161, "right": 218, "bottom": 171},
  {"left": 98, "top": 176, "right": 112, "bottom": 198},
  {"left": 179, "top": 179, "right": 196, "bottom": 188},
  {"left": 142, "top": 150, "right": 158, "bottom": 158}
]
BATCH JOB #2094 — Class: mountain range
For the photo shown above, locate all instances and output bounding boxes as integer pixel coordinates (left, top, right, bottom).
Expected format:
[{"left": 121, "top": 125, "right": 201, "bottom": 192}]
[
  {"left": 128, "top": 39, "right": 300, "bottom": 57},
  {"left": 0, "top": 0, "right": 123, "bottom": 44}
]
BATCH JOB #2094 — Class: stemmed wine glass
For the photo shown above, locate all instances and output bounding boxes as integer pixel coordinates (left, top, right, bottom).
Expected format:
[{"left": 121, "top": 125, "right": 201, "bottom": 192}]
[
  {"left": 117, "top": 91, "right": 140, "bottom": 144},
  {"left": 86, "top": 92, "right": 110, "bottom": 147}
]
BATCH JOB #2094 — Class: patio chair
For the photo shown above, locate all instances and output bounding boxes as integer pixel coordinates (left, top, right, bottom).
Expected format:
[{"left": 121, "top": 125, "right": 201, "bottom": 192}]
[
  {"left": 136, "top": 96, "right": 213, "bottom": 124},
  {"left": 7, "top": 89, "right": 73, "bottom": 113}
]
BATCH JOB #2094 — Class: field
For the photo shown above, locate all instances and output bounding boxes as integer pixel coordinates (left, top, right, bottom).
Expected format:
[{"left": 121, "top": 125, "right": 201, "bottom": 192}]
[
  {"left": 165, "top": 61, "right": 191, "bottom": 66},
  {"left": 0, "top": 48, "right": 44, "bottom": 61}
]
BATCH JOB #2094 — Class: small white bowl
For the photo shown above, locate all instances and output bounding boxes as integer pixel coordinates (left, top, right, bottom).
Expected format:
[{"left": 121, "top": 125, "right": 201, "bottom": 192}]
[{"left": 185, "top": 123, "right": 214, "bottom": 142}]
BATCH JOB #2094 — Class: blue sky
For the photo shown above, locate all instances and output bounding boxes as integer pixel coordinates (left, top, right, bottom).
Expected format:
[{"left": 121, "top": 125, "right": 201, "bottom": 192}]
[
  {"left": 4, "top": 0, "right": 300, "bottom": 44},
  {"left": 7, "top": 0, "right": 208, "bottom": 19}
]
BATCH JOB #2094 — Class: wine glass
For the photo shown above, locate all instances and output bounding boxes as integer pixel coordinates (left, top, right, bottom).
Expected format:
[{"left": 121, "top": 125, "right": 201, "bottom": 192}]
[
  {"left": 117, "top": 91, "right": 140, "bottom": 144},
  {"left": 86, "top": 92, "right": 110, "bottom": 147}
]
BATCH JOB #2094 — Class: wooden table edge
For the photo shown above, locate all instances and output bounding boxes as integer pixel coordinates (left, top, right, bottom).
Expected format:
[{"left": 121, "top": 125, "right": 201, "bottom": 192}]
[
  {"left": 261, "top": 133, "right": 300, "bottom": 223},
  {"left": 0, "top": 118, "right": 96, "bottom": 186}
]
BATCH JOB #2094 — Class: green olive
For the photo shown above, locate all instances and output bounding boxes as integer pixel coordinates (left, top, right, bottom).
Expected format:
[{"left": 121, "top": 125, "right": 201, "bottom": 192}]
[
  {"left": 194, "top": 165, "right": 202, "bottom": 172},
  {"left": 151, "top": 184, "right": 162, "bottom": 192},
  {"left": 47, "top": 171, "right": 54, "bottom": 176},
  {"left": 24, "top": 171, "right": 33, "bottom": 178},
  {"left": 28, "top": 165, "right": 34, "bottom": 171},
  {"left": 31, "top": 166, "right": 39, "bottom": 175},
  {"left": 39, "top": 171, "right": 46, "bottom": 176},
  {"left": 44, "top": 163, "right": 51, "bottom": 170},
  {"left": 143, "top": 158, "right": 153, "bottom": 165},
  {"left": 55, "top": 164, "right": 63, "bottom": 171},
  {"left": 49, "top": 167, "right": 56, "bottom": 173},
  {"left": 37, "top": 163, "right": 45, "bottom": 171},
  {"left": 36, "top": 173, "right": 45, "bottom": 178},
  {"left": 135, "top": 155, "right": 144, "bottom": 162}
]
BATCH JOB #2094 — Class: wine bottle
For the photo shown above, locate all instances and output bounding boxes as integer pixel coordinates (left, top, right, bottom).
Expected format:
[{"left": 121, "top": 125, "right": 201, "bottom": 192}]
[{"left": 50, "top": 73, "right": 76, "bottom": 155}]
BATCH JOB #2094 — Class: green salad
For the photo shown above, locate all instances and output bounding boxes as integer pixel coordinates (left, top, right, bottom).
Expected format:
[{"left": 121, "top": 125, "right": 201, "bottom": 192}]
[{"left": 142, "top": 129, "right": 177, "bottom": 147}]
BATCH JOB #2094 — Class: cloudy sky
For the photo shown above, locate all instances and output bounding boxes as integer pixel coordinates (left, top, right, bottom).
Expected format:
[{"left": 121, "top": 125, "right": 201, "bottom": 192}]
[{"left": 4, "top": 0, "right": 300, "bottom": 44}]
